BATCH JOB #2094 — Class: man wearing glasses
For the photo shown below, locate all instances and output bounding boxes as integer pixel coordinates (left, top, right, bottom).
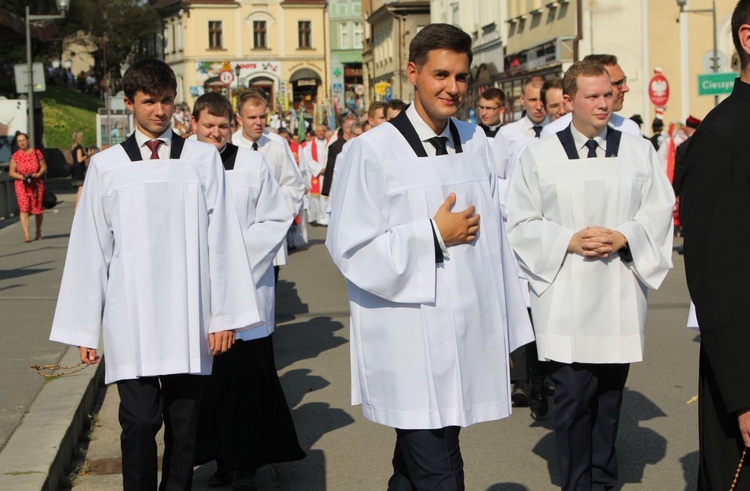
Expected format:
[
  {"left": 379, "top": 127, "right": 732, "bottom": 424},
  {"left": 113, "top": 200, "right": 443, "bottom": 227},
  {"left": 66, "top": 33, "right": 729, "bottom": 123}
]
[
  {"left": 477, "top": 87, "right": 506, "bottom": 139},
  {"left": 542, "top": 54, "right": 641, "bottom": 138}
]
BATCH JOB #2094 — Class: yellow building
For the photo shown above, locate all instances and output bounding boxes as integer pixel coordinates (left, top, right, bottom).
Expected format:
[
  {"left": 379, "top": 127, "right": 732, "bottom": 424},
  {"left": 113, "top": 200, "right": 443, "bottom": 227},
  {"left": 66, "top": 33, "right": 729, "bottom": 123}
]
[{"left": 156, "top": 0, "right": 328, "bottom": 112}]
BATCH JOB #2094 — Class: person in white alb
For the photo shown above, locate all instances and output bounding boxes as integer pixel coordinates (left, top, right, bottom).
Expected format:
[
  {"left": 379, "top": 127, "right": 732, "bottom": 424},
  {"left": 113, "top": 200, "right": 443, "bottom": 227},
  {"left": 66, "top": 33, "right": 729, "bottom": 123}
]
[
  {"left": 542, "top": 54, "right": 641, "bottom": 138},
  {"left": 49, "top": 59, "right": 264, "bottom": 491},
  {"left": 190, "top": 92, "right": 304, "bottom": 490},
  {"left": 506, "top": 60, "right": 674, "bottom": 491},
  {"left": 327, "top": 23, "right": 533, "bottom": 490},
  {"left": 233, "top": 89, "right": 305, "bottom": 283}
]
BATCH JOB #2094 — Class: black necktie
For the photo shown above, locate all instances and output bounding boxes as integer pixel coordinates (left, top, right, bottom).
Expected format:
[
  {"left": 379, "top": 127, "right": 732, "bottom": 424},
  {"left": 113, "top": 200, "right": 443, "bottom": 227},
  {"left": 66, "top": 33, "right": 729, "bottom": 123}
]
[
  {"left": 427, "top": 136, "right": 448, "bottom": 156},
  {"left": 145, "top": 140, "right": 162, "bottom": 160},
  {"left": 585, "top": 139, "right": 599, "bottom": 158},
  {"left": 532, "top": 126, "right": 543, "bottom": 138},
  {"left": 252, "top": 142, "right": 259, "bottom": 151}
]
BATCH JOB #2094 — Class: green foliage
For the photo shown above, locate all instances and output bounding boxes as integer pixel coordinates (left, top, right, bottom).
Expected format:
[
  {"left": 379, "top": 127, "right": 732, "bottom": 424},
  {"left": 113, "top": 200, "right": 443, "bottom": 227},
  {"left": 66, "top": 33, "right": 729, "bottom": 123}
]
[{"left": 40, "top": 86, "right": 103, "bottom": 148}]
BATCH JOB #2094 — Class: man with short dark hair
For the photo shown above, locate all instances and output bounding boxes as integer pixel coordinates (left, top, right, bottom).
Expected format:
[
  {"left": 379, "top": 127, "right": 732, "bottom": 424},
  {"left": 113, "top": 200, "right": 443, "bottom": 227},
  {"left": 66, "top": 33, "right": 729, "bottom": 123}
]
[
  {"left": 477, "top": 87, "right": 505, "bottom": 138},
  {"left": 50, "top": 59, "right": 264, "bottom": 490},
  {"left": 321, "top": 115, "right": 357, "bottom": 197},
  {"left": 327, "top": 23, "right": 532, "bottom": 490},
  {"left": 190, "top": 92, "right": 303, "bottom": 490},
  {"left": 507, "top": 60, "right": 674, "bottom": 490},
  {"left": 541, "top": 77, "right": 568, "bottom": 123},
  {"left": 681, "top": 3, "right": 750, "bottom": 488},
  {"left": 368, "top": 101, "right": 388, "bottom": 127},
  {"left": 386, "top": 99, "right": 407, "bottom": 120}
]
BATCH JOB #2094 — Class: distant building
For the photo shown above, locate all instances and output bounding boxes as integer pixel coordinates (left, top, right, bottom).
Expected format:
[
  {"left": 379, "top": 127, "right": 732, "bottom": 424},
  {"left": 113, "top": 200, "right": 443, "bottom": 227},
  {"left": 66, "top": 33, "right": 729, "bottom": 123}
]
[
  {"left": 328, "top": 0, "right": 364, "bottom": 116},
  {"left": 155, "top": 0, "right": 328, "bottom": 113}
]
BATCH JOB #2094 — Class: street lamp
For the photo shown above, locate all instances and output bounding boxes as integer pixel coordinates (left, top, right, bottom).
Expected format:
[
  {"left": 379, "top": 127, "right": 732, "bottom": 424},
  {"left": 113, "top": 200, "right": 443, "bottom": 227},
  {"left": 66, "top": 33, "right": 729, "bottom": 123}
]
[
  {"left": 677, "top": 0, "right": 718, "bottom": 106},
  {"left": 25, "top": 0, "right": 70, "bottom": 148}
]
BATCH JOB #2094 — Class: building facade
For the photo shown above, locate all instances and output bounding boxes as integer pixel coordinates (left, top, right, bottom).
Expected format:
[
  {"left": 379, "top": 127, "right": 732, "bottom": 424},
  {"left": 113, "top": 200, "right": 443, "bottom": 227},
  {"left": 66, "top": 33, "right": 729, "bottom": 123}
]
[
  {"left": 329, "top": 0, "right": 364, "bottom": 116},
  {"left": 362, "top": 0, "right": 430, "bottom": 104},
  {"left": 156, "top": 0, "right": 328, "bottom": 113}
]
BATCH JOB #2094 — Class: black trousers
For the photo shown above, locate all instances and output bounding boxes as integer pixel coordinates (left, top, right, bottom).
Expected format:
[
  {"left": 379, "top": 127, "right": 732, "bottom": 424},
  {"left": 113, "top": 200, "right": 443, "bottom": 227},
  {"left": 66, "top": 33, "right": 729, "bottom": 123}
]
[
  {"left": 698, "top": 344, "right": 750, "bottom": 491},
  {"left": 549, "top": 362, "right": 629, "bottom": 491},
  {"left": 387, "top": 426, "right": 464, "bottom": 491},
  {"left": 117, "top": 374, "right": 203, "bottom": 491}
]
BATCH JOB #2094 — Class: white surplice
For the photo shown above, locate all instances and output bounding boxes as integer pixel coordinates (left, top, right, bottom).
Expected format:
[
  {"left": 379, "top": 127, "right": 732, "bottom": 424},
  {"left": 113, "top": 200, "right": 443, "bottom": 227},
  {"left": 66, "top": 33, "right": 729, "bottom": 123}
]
[
  {"left": 224, "top": 146, "right": 293, "bottom": 340},
  {"left": 506, "top": 130, "right": 674, "bottom": 364},
  {"left": 233, "top": 132, "right": 305, "bottom": 267},
  {"left": 50, "top": 140, "right": 264, "bottom": 384},
  {"left": 326, "top": 119, "right": 533, "bottom": 430}
]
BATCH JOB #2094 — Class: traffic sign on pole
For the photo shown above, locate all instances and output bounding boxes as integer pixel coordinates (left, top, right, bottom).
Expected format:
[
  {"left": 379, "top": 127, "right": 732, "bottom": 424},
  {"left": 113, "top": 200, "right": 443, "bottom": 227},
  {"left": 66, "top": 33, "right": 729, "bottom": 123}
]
[{"left": 698, "top": 72, "right": 737, "bottom": 96}]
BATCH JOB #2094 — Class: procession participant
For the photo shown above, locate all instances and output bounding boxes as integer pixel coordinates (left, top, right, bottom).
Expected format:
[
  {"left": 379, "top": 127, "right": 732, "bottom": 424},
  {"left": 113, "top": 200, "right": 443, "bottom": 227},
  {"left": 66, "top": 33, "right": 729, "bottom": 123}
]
[
  {"left": 681, "top": 2, "right": 750, "bottom": 488},
  {"left": 49, "top": 59, "right": 264, "bottom": 491},
  {"left": 301, "top": 123, "right": 329, "bottom": 225},
  {"left": 477, "top": 87, "right": 505, "bottom": 138},
  {"left": 506, "top": 60, "right": 674, "bottom": 490},
  {"left": 541, "top": 77, "right": 568, "bottom": 123},
  {"left": 542, "top": 54, "right": 641, "bottom": 138},
  {"left": 190, "top": 92, "right": 303, "bottom": 490},
  {"left": 386, "top": 99, "right": 406, "bottom": 120},
  {"left": 321, "top": 115, "right": 357, "bottom": 197},
  {"left": 233, "top": 89, "right": 305, "bottom": 282},
  {"left": 327, "top": 23, "right": 533, "bottom": 490},
  {"left": 492, "top": 74, "right": 547, "bottom": 413}
]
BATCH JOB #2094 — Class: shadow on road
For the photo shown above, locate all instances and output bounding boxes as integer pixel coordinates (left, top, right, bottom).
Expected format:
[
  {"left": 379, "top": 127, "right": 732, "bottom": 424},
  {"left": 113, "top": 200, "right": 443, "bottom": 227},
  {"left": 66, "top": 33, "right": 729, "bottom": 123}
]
[{"left": 531, "top": 387, "right": 669, "bottom": 489}]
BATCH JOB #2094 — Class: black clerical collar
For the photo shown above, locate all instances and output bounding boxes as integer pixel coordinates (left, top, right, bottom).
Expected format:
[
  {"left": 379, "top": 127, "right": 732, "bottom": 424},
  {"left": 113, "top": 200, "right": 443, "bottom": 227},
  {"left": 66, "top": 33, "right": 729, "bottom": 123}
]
[{"left": 731, "top": 77, "right": 750, "bottom": 102}]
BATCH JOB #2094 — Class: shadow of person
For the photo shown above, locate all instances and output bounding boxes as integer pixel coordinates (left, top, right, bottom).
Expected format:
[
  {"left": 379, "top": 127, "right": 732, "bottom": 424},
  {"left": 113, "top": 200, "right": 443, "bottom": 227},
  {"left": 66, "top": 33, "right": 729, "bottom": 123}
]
[
  {"left": 617, "top": 388, "right": 668, "bottom": 485},
  {"left": 532, "top": 387, "right": 668, "bottom": 488},
  {"left": 486, "top": 484, "right": 530, "bottom": 491},
  {"left": 275, "top": 279, "right": 309, "bottom": 323},
  {"left": 279, "top": 368, "right": 330, "bottom": 410},
  {"left": 273, "top": 316, "right": 347, "bottom": 372},
  {"left": 680, "top": 450, "right": 699, "bottom": 490}
]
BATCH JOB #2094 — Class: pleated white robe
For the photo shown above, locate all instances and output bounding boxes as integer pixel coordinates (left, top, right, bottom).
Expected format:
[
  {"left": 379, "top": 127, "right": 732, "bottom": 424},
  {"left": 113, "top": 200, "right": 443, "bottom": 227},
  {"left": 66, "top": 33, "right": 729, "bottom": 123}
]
[
  {"left": 50, "top": 141, "right": 264, "bottom": 383},
  {"left": 506, "top": 132, "right": 674, "bottom": 364},
  {"left": 326, "top": 120, "right": 533, "bottom": 429},
  {"left": 225, "top": 147, "right": 293, "bottom": 340}
]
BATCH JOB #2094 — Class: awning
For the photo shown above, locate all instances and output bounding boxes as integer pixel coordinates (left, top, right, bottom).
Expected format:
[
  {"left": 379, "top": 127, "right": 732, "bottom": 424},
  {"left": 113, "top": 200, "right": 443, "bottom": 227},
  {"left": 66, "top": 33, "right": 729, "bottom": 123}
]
[{"left": 290, "top": 68, "right": 321, "bottom": 82}]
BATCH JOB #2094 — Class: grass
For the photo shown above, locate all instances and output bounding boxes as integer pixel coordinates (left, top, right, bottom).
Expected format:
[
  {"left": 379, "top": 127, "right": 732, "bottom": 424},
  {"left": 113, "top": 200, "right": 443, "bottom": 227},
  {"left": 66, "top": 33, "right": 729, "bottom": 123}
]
[{"left": 40, "top": 86, "right": 104, "bottom": 149}]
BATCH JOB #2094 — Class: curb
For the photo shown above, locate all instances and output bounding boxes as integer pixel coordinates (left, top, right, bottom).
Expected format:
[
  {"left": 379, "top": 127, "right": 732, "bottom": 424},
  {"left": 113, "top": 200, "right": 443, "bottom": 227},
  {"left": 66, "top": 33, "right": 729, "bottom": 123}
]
[{"left": 0, "top": 346, "right": 104, "bottom": 490}]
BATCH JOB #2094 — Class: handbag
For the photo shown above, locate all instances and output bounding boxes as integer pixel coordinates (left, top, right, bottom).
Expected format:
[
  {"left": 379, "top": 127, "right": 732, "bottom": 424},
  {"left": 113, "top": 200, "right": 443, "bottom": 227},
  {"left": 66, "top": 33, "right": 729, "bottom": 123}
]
[{"left": 42, "top": 189, "right": 58, "bottom": 209}]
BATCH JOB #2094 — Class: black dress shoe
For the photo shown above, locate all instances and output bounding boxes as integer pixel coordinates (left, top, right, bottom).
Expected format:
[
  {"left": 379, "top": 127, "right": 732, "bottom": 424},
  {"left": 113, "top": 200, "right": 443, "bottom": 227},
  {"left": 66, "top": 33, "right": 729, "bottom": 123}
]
[
  {"left": 232, "top": 469, "right": 259, "bottom": 491},
  {"left": 208, "top": 468, "right": 232, "bottom": 487},
  {"left": 529, "top": 376, "right": 549, "bottom": 420},
  {"left": 511, "top": 381, "right": 529, "bottom": 407}
]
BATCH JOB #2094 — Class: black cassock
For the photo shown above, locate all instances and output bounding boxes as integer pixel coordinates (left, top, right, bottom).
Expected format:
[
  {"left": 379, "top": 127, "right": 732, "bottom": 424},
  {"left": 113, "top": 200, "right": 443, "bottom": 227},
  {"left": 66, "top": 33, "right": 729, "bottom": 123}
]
[{"left": 681, "top": 78, "right": 750, "bottom": 490}]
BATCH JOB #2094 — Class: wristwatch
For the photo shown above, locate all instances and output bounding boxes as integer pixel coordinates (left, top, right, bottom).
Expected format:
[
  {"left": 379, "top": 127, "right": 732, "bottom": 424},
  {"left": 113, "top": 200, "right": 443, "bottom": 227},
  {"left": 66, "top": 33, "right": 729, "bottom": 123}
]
[{"left": 618, "top": 241, "right": 633, "bottom": 263}]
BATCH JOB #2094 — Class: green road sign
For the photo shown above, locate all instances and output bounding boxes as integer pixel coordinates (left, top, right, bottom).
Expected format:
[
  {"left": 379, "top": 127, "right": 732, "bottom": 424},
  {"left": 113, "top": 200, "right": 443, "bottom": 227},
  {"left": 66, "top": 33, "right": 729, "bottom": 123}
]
[{"left": 698, "top": 72, "right": 737, "bottom": 96}]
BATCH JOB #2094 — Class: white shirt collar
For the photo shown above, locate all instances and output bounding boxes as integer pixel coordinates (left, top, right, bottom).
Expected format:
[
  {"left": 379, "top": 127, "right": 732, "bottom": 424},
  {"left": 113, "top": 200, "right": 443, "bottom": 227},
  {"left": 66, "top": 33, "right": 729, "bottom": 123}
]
[
  {"left": 406, "top": 103, "right": 452, "bottom": 142},
  {"left": 135, "top": 126, "right": 173, "bottom": 149},
  {"left": 570, "top": 123, "right": 608, "bottom": 154}
]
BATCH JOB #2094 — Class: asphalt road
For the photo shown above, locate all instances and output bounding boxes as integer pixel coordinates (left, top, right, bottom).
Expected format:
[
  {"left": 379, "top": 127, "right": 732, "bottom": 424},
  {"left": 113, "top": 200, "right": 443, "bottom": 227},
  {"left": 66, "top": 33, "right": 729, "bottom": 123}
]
[
  {"left": 70, "top": 222, "right": 699, "bottom": 490},
  {"left": 0, "top": 182, "right": 700, "bottom": 489}
]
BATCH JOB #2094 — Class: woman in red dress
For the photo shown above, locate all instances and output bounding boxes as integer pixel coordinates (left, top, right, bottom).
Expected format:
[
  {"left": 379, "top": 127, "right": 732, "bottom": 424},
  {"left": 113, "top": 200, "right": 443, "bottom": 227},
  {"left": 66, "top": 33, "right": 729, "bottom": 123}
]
[{"left": 9, "top": 133, "right": 47, "bottom": 242}]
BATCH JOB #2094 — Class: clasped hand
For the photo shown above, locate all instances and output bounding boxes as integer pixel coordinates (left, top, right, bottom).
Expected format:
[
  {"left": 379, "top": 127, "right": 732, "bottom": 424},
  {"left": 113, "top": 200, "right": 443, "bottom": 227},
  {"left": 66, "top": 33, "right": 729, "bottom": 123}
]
[
  {"left": 433, "top": 193, "right": 480, "bottom": 246},
  {"left": 568, "top": 226, "right": 627, "bottom": 258}
]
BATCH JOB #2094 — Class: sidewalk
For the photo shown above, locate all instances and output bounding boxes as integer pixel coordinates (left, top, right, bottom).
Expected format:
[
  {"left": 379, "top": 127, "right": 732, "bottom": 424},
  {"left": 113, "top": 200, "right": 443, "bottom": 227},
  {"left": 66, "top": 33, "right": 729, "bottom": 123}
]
[{"left": 0, "top": 179, "right": 104, "bottom": 491}]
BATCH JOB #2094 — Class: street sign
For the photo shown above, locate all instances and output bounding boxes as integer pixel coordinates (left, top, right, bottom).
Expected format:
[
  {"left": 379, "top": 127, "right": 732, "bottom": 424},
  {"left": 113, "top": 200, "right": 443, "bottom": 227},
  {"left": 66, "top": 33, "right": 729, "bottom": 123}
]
[
  {"left": 648, "top": 72, "right": 669, "bottom": 107},
  {"left": 374, "top": 81, "right": 391, "bottom": 95},
  {"left": 385, "top": 86, "right": 392, "bottom": 101},
  {"left": 332, "top": 83, "right": 344, "bottom": 93},
  {"left": 355, "top": 84, "right": 365, "bottom": 96},
  {"left": 219, "top": 71, "right": 235, "bottom": 85},
  {"left": 13, "top": 63, "right": 46, "bottom": 93},
  {"left": 702, "top": 49, "right": 727, "bottom": 73},
  {"left": 698, "top": 72, "right": 737, "bottom": 96}
]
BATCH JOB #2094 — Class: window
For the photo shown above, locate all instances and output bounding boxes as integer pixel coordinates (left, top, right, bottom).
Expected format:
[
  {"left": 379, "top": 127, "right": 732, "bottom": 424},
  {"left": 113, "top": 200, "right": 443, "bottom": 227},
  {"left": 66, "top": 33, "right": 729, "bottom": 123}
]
[
  {"left": 340, "top": 22, "right": 349, "bottom": 49},
  {"left": 254, "top": 20, "right": 267, "bottom": 49},
  {"left": 353, "top": 22, "right": 363, "bottom": 49},
  {"left": 298, "top": 20, "right": 311, "bottom": 48},
  {"left": 209, "top": 21, "right": 222, "bottom": 49}
]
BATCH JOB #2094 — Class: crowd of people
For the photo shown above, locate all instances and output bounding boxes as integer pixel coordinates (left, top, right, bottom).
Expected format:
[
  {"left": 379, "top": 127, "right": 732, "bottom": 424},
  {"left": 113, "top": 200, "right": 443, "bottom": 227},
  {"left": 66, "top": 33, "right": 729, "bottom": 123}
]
[{"left": 43, "top": 2, "right": 750, "bottom": 490}]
